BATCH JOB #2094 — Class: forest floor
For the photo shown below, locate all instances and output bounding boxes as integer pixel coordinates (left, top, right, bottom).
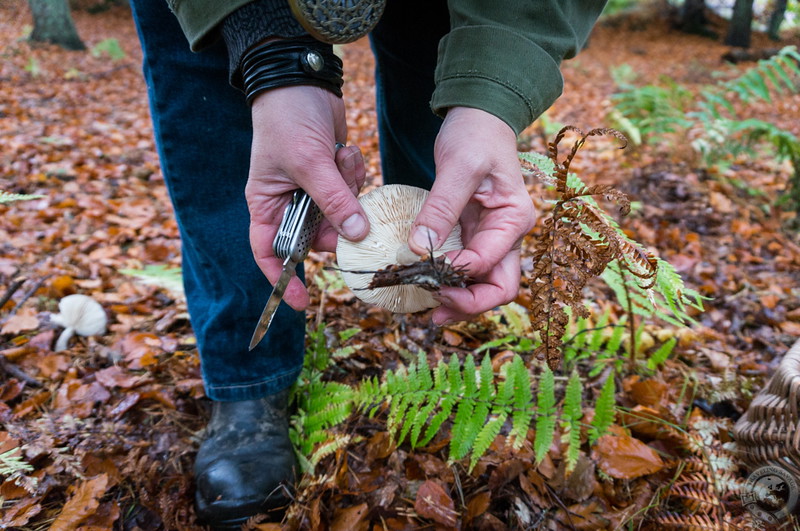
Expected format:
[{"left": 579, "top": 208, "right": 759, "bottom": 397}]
[{"left": 1, "top": 2, "right": 800, "bottom": 530}]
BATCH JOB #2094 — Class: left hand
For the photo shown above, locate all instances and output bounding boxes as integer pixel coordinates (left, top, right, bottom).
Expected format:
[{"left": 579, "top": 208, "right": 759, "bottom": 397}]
[{"left": 407, "top": 107, "right": 537, "bottom": 325}]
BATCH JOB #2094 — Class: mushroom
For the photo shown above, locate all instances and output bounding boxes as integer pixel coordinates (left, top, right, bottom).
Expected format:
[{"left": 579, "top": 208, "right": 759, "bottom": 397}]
[
  {"left": 51, "top": 294, "right": 107, "bottom": 351},
  {"left": 336, "top": 184, "right": 463, "bottom": 313}
]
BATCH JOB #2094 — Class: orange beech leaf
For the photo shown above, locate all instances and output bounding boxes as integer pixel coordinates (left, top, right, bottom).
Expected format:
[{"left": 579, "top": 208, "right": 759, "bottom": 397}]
[
  {"left": 50, "top": 474, "right": 109, "bottom": 531},
  {"left": 12, "top": 391, "right": 51, "bottom": 419},
  {"left": 1, "top": 312, "right": 40, "bottom": 335},
  {"left": 593, "top": 434, "right": 665, "bottom": 479},
  {"left": 93, "top": 365, "right": 151, "bottom": 389},
  {"left": 35, "top": 354, "right": 69, "bottom": 379},
  {"left": 465, "top": 491, "right": 491, "bottom": 524},
  {"left": 414, "top": 480, "right": 458, "bottom": 527},
  {"left": 629, "top": 379, "right": 669, "bottom": 408},
  {"left": 116, "top": 332, "right": 162, "bottom": 368},
  {"left": 0, "top": 495, "right": 43, "bottom": 528},
  {"left": 330, "top": 502, "right": 369, "bottom": 531}
]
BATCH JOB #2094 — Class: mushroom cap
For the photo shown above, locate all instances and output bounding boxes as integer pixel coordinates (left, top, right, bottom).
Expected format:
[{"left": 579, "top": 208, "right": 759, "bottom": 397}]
[
  {"left": 336, "top": 184, "right": 463, "bottom": 313},
  {"left": 51, "top": 294, "right": 107, "bottom": 336}
]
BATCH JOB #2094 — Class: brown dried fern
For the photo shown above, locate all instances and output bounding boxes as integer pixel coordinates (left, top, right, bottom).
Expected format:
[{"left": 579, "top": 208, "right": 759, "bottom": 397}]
[
  {"left": 654, "top": 512, "right": 732, "bottom": 530},
  {"left": 529, "top": 126, "right": 657, "bottom": 369}
]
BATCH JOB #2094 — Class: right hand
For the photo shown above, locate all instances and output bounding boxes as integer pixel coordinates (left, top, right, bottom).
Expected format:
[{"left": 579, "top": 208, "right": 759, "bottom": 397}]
[{"left": 246, "top": 85, "right": 369, "bottom": 311}]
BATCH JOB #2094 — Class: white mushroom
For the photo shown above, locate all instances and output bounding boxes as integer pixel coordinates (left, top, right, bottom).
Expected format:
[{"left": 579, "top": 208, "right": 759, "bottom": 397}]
[
  {"left": 336, "top": 184, "right": 463, "bottom": 313},
  {"left": 51, "top": 294, "right": 107, "bottom": 351}
]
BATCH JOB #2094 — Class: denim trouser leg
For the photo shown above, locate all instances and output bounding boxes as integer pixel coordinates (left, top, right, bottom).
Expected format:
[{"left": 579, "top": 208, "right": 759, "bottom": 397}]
[
  {"left": 130, "top": 0, "right": 305, "bottom": 401},
  {"left": 370, "top": 0, "right": 450, "bottom": 188}
]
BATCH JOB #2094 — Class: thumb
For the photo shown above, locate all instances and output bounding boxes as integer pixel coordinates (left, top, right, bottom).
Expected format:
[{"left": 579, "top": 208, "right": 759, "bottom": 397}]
[
  {"left": 299, "top": 155, "right": 370, "bottom": 242},
  {"left": 408, "top": 166, "right": 475, "bottom": 256}
]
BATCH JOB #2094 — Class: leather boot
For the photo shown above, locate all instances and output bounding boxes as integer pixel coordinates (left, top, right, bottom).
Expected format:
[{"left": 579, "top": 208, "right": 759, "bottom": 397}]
[{"left": 194, "top": 389, "right": 296, "bottom": 529}]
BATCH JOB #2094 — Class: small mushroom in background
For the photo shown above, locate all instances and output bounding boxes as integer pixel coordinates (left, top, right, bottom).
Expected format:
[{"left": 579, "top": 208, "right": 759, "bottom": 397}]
[
  {"left": 51, "top": 294, "right": 107, "bottom": 351},
  {"left": 336, "top": 184, "right": 463, "bottom": 313}
]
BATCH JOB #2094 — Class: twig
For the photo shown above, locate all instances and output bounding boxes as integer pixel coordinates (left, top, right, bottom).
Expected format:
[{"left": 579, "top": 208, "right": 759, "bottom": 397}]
[
  {"left": 0, "top": 355, "right": 41, "bottom": 387},
  {"left": 0, "top": 275, "right": 49, "bottom": 325},
  {"left": 0, "top": 276, "right": 27, "bottom": 312}
]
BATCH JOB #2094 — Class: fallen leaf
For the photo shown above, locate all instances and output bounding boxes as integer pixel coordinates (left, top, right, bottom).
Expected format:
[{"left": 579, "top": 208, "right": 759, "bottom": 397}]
[
  {"left": 414, "top": 480, "right": 458, "bottom": 527},
  {"left": 629, "top": 379, "right": 668, "bottom": 408},
  {"left": 593, "top": 434, "right": 665, "bottom": 479},
  {"left": 330, "top": 502, "right": 369, "bottom": 531},
  {"left": 0, "top": 495, "right": 43, "bottom": 528},
  {"left": 50, "top": 474, "right": 109, "bottom": 531},
  {"left": 94, "top": 365, "right": 151, "bottom": 389},
  {"left": 465, "top": 491, "right": 491, "bottom": 524},
  {"left": 1, "top": 312, "right": 40, "bottom": 335}
]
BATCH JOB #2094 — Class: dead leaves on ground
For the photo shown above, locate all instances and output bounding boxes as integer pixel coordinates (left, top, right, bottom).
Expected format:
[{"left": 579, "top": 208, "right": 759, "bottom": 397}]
[{"left": 2, "top": 2, "right": 800, "bottom": 530}]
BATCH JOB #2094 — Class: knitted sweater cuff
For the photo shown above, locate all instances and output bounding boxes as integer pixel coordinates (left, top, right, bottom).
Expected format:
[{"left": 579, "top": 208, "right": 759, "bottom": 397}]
[{"left": 222, "top": 0, "right": 308, "bottom": 88}]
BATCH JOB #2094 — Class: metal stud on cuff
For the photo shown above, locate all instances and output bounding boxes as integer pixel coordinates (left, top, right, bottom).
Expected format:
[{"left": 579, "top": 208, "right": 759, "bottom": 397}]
[{"left": 301, "top": 50, "right": 323, "bottom": 73}]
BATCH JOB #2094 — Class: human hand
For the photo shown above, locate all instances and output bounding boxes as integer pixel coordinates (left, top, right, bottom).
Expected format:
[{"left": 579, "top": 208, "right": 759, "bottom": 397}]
[
  {"left": 408, "top": 107, "right": 537, "bottom": 325},
  {"left": 246, "top": 85, "right": 369, "bottom": 311}
]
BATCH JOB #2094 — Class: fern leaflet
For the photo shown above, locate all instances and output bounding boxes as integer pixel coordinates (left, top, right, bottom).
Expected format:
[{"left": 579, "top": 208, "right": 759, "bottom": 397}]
[
  {"left": 534, "top": 365, "right": 557, "bottom": 464},
  {"left": 589, "top": 375, "right": 616, "bottom": 445},
  {"left": 561, "top": 371, "right": 583, "bottom": 474}
]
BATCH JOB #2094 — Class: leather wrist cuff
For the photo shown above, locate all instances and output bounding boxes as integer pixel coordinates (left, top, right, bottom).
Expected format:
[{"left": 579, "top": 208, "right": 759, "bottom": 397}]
[{"left": 242, "top": 36, "right": 343, "bottom": 104}]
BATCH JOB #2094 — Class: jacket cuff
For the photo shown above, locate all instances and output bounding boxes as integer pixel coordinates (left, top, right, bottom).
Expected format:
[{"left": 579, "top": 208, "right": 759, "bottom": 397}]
[
  {"left": 431, "top": 25, "right": 564, "bottom": 136},
  {"left": 167, "top": 0, "right": 251, "bottom": 51}
]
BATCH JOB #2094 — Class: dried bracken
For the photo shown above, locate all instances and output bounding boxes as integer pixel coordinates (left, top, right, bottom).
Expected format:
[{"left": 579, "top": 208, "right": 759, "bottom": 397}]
[{"left": 528, "top": 126, "right": 657, "bottom": 369}]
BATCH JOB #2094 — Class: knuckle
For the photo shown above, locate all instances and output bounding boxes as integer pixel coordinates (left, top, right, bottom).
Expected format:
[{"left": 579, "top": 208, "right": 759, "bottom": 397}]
[{"left": 318, "top": 188, "right": 354, "bottom": 221}]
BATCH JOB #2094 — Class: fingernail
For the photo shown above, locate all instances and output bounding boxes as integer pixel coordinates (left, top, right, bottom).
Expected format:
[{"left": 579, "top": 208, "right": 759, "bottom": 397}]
[
  {"left": 411, "top": 225, "right": 438, "bottom": 250},
  {"left": 342, "top": 149, "right": 357, "bottom": 169},
  {"left": 432, "top": 315, "right": 452, "bottom": 327},
  {"left": 433, "top": 293, "right": 452, "bottom": 307},
  {"left": 342, "top": 213, "right": 366, "bottom": 239}
]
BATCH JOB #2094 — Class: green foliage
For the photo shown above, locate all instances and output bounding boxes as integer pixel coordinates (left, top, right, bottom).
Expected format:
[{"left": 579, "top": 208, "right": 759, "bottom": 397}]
[
  {"left": 560, "top": 371, "right": 583, "bottom": 474},
  {"left": 354, "top": 352, "right": 586, "bottom": 472},
  {"left": 523, "top": 146, "right": 704, "bottom": 331},
  {"left": 119, "top": 264, "right": 184, "bottom": 298},
  {"left": 289, "top": 323, "right": 360, "bottom": 474},
  {"left": 647, "top": 337, "right": 677, "bottom": 371},
  {"left": 589, "top": 375, "right": 616, "bottom": 445},
  {"left": 90, "top": 38, "right": 125, "bottom": 61},
  {"left": 0, "top": 191, "right": 44, "bottom": 204},
  {"left": 609, "top": 74, "right": 693, "bottom": 145},
  {"left": 24, "top": 57, "right": 41, "bottom": 77},
  {"left": 610, "top": 46, "right": 800, "bottom": 203},
  {"left": 0, "top": 447, "right": 37, "bottom": 494},
  {"left": 534, "top": 365, "right": 556, "bottom": 464},
  {"left": 291, "top": 322, "right": 624, "bottom": 474},
  {"left": 602, "top": 259, "right": 706, "bottom": 328}
]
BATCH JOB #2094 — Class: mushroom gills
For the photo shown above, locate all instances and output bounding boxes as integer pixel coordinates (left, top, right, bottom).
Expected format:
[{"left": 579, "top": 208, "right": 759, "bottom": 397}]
[{"left": 335, "top": 184, "right": 464, "bottom": 313}]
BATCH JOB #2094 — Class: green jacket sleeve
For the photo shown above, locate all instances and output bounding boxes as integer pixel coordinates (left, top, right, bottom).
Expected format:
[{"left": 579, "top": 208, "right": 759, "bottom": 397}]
[
  {"left": 165, "top": 0, "right": 252, "bottom": 50},
  {"left": 432, "top": 0, "right": 607, "bottom": 135}
]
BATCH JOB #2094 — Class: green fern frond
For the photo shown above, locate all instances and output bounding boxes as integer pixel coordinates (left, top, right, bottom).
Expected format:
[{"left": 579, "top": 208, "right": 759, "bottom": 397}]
[
  {"left": 509, "top": 356, "right": 534, "bottom": 449},
  {"left": 602, "top": 259, "right": 705, "bottom": 328},
  {"left": 534, "top": 365, "right": 557, "bottom": 464},
  {"left": 469, "top": 411, "right": 508, "bottom": 472},
  {"left": 561, "top": 371, "right": 583, "bottom": 474},
  {"left": 309, "top": 434, "right": 353, "bottom": 469},
  {"left": 646, "top": 337, "right": 677, "bottom": 371},
  {"left": 0, "top": 191, "right": 44, "bottom": 204},
  {"left": 589, "top": 375, "right": 616, "bottom": 444}
]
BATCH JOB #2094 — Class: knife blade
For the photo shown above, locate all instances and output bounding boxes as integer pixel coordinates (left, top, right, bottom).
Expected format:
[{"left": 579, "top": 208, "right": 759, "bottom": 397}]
[
  {"left": 248, "top": 190, "right": 323, "bottom": 351},
  {"left": 248, "top": 255, "right": 298, "bottom": 351}
]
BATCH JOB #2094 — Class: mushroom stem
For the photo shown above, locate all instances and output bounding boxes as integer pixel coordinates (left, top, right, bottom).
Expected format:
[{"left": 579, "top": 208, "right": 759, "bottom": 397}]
[
  {"left": 395, "top": 244, "right": 419, "bottom": 266},
  {"left": 55, "top": 327, "right": 76, "bottom": 352}
]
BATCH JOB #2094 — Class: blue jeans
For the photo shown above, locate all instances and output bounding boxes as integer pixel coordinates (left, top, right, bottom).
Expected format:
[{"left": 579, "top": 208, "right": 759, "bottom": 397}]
[{"left": 130, "top": 0, "right": 446, "bottom": 401}]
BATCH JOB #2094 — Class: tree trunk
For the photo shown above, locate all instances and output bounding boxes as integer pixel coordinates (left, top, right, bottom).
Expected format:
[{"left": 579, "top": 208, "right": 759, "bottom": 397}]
[
  {"left": 28, "top": 0, "right": 85, "bottom": 50},
  {"left": 768, "top": 0, "right": 788, "bottom": 41},
  {"left": 725, "top": 0, "right": 755, "bottom": 48},
  {"left": 679, "top": 0, "right": 709, "bottom": 34}
]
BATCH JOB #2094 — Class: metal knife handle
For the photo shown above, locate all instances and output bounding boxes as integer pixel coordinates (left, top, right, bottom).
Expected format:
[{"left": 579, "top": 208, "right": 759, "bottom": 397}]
[{"left": 288, "top": 193, "right": 322, "bottom": 262}]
